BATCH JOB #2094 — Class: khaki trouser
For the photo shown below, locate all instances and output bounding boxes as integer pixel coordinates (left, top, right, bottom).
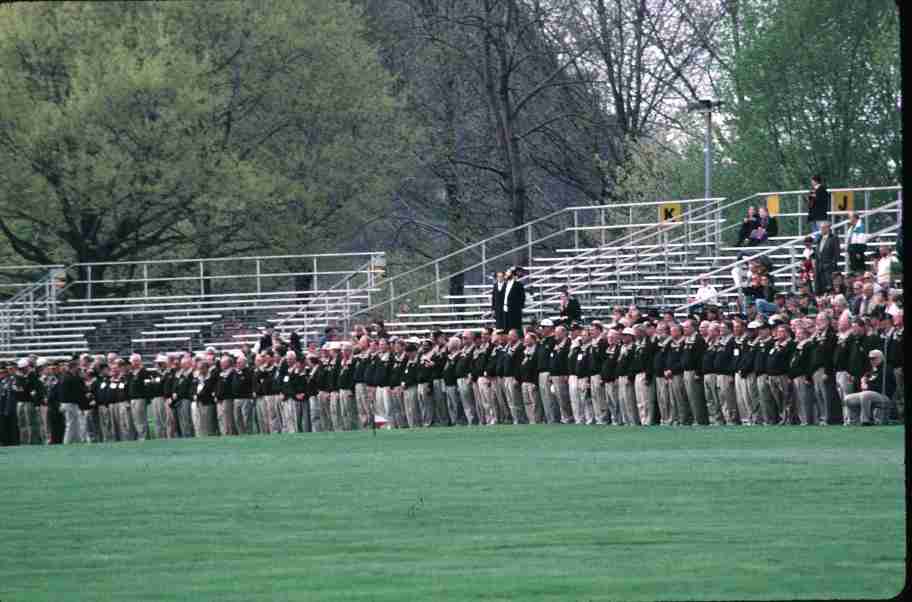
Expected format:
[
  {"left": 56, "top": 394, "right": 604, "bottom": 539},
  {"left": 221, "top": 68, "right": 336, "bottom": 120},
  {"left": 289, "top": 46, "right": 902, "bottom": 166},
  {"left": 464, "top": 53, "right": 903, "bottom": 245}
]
[
  {"left": 567, "top": 375, "right": 580, "bottom": 424},
  {"left": 634, "top": 373, "right": 657, "bottom": 426},
  {"left": 433, "top": 379, "right": 450, "bottom": 426},
  {"left": 716, "top": 375, "right": 739, "bottom": 425},
  {"left": 417, "top": 383, "right": 434, "bottom": 427},
  {"left": 198, "top": 403, "right": 217, "bottom": 436},
  {"left": 571, "top": 376, "right": 593, "bottom": 425},
  {"left": 844, "top": 391, "right": 894, "bottom": 425},
  {"left": 17, "top": 402, "right": 41, "bottom": 445},
  {"left": 174, "top": 399, "right": 193, "bottom": 437},
  {"left": 98, "top": 405, "right": 117, "bottom": 442},
  {"left": 329, "top": 391, "right": 342, "bottom": 431},
  {"left": 589, "top": 374, "right": 608, "bottom": 425},
  {"left": 217, "top": 400, "right": 236, "bottom": 435},
  {"left": 494, "top": 377, "right": 511, "bottom": 423},
  {"left": 777, "top": 375, "right": 798, "bottom": 424},
  {"left": 39, "top": 405, "right": 51, "bottom": 444},
  {"left": 403, "top": 386, "right": 420, "bottom": 427},
  {"left": 80, "top": 408, "right": 99, "bottom": 443},
  {"left": 116, "top": 401, "right": 135, "bottom": 440},
  {"left": 191, "top": 401, "right": 201, "bottom": 436},
  {"left": 734, "top": 374, "right": 753, "bottom": 425},
  {"left": 683, "top": 371, "right": 708, "bottom": 425},
  {"left": 355, "top": 383, "right": 371, "bottom": 429},
  {"left": 550, "top": 376, "right": 572, "bottom": 424},
  {"left": 617, "top": 375, "right": 639, "bottom": 426},
  {"left": 656, "top": 377, "right": 674, "bottom": 425},
  {"left": 233, "top": 399, "right": 255, "bottom": 435},
  {"left": 835, "top": 372, "right": 855, "bottom": 425},
  {"left": 476, "top": 377, "right": 498, "bottom": 425},
  {"left": 319, "top": 392, "right": 332, "bottom": 431},
  {"left": 748, "top": 374, "right": 763, "bottom": 425},
  {"left": 457, "top": 377, "right": 478, "bottom": 425},
  {"left": 603, "top": 380, "right": 621, "bottom": 425},
  {"left": 504, "top": 376, "right": 527, "bottom": 424},
  {"left": 282, "top": 396, "right": 302, "bottom": 433},
  {"left": 151, "top": 397, "right": 168, "bottom": 439},
  {"left": 341, "top": 389, "right": 357, "bottom": 430},
  {"left": 61, "top": 402, "right": 81, "bottom": 444},
  {"left": 131, "top": 399, "right": 150, "bottom": 440},
  {"left": 812, "top": 368, "right": 836, "bottom": 425},
  {"left": 702, "top": 374, "right": 723, "bottom": 425},
  {"left": 255, "top": 396, "right": 270, "bottom": 434},
  {"left": 794, "top": 377, "right": 816, "bottom": 425},
  {"left": 537, "top": 372, "right": 559, "bottom": 424},
  {"left": 521, "top": 382, "right": 544, "bottom": 424},
  {"left": 385, "top": 387, "right": 405, "bottom": 428},
  {"left": 668, "top": 375, "right": 691, "bottom": 425},
  {"left": 445, "top": 385, "right": 465, "bottom": 425}
]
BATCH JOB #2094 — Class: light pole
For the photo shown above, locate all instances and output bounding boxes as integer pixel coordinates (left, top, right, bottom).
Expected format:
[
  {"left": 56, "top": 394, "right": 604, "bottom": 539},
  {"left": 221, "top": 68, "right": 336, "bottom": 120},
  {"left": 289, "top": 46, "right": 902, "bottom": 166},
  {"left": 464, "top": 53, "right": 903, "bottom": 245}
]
[{"left": 688, "top": 98, "right": 724, "bottom": 254}]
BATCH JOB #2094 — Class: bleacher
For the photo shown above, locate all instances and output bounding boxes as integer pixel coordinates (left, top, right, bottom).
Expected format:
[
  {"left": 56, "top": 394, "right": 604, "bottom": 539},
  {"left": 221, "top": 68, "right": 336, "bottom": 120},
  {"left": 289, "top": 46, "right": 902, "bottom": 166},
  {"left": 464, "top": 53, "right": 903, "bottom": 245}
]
[{"left": 0, "top": 186, "right": 902, "bottom": 360}]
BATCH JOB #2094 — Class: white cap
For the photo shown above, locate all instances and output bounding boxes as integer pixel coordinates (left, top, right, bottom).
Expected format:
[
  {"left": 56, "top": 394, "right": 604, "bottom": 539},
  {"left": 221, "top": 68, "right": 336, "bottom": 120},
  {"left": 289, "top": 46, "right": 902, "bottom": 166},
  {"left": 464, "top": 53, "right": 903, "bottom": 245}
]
[
  {"left": 622, "top": 327, "right": 636, "bottom": 336},
  {"left": 747, "top": 321, "right": 762, "bottom": 329},
  {"left": 539, "top": 319, "right": 554, "bottom": 327},
  {"left": 205, "top": 346, "right": 216, "bottom": 353},
  {"left": 16, "top": 358, "right": 29, "bottom": 368},
  {"left": 868, "top": 349, "right": 883, "bottom": 359},
  {"left": 155, "top": 354, "right": 168, "bottom": 363},
  {"left": 36, "top": 358, "right": 48, "bottom": 368}
]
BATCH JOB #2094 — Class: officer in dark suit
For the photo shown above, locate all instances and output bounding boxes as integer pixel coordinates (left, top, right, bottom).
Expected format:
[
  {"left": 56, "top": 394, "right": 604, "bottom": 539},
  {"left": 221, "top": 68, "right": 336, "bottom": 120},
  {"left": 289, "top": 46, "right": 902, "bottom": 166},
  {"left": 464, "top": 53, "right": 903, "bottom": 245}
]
[
  {"left": 491, "top": 271, "right": 506, "bottom": 329},
  {"left": 807, "top": 174, "right": 830, "bottom": 233},
  {"left": 502, "top": 267, "right": 526, "bottom": 335}
]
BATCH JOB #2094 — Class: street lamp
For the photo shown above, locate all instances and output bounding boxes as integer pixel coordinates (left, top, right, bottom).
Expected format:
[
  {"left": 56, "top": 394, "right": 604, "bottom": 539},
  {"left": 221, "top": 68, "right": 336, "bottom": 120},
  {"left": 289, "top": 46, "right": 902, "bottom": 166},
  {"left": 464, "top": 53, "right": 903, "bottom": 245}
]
[{"left": 688, "top": 98, "right": 724, "bottom": 255}]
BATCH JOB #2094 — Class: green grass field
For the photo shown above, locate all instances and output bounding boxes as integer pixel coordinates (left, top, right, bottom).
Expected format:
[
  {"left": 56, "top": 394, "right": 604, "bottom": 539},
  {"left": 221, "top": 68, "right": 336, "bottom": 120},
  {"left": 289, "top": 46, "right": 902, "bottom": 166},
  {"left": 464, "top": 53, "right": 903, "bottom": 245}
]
[{"left": 1, "top": 425, "right": 906, "bottom": 601}]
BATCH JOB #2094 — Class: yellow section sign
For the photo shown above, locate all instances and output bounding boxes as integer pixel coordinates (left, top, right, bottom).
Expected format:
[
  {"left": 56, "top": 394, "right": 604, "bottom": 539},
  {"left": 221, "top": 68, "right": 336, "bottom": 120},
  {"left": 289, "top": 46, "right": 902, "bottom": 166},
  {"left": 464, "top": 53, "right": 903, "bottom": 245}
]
[
  {"left": 658, "top": 202, "right": 683, "bottom": 222},
  {"left": 765, "top": 194, "right": 780, "bottom": 216},
  {"left": 832, "top": 190, "right": 854, "bottom": 212}
]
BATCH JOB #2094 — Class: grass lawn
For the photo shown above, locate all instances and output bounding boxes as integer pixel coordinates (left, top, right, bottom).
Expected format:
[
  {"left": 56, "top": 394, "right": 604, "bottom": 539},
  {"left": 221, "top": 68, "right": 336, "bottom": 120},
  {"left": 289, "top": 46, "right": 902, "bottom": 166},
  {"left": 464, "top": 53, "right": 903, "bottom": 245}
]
[{"left": 0, "top": 425, "right": 905, "bottom": 601}]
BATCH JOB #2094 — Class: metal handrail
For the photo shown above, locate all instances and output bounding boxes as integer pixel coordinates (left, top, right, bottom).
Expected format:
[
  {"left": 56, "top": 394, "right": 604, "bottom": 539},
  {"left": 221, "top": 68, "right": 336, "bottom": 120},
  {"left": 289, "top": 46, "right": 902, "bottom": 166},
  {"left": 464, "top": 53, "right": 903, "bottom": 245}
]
[
  {"left": 355, "top": 197, "right": 724, "bottom": 320},
  {"left": 673, "top": 200, "right": 901, "bottom": 313},
  {"left": 68, "top": 251, "right": 381, "bottom": 268}
]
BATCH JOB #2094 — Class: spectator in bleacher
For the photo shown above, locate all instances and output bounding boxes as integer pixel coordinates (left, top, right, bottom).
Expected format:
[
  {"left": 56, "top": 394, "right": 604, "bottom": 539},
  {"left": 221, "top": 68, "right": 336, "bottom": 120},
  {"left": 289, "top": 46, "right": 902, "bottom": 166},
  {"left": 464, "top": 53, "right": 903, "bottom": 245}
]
[
  {"left": 558, "top": 288, "right": 581, "bottom": 327},
  {"left": 731, "top": 253, "right": 748, "bottom": 310},
  {"left": 807, "top": 174, "right": 830, "bottom": 235},
  {"left": 846, "top": 212, "right": 867, "bottom": 274},
  {"left": 855, "top": 282, "right": 877, "bottom": 317},
  {"left": 874, "top": 245, "right": 901, "bottom": 289},
  {"left": 689, "top": 276, "right": 718, "bottom": 315},
  {"left": 738, "top": 206, "right": 760, "bottom": 246},
  {"left": 885, "top": 290, "right": 902, "bottom": 318},
  {"left": 748, "top": 207, "right": 778, "bottom": 246},
  {"left": 798, "top": 236, "right": 815, "bottom": 293},
  {"left": 813, "top": 222, "right": 840, "bottom": 294},
  {"left": 257, "top": 328, "right": 274, "bottom": 354}
]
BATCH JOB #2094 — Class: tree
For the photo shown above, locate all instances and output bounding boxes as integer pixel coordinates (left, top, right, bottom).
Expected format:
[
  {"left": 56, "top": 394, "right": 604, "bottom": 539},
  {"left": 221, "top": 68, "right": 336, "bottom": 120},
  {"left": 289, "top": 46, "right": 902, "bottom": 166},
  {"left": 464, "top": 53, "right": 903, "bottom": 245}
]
[{"left": 0, "top": 1, "right": 415, "bottom": 297}]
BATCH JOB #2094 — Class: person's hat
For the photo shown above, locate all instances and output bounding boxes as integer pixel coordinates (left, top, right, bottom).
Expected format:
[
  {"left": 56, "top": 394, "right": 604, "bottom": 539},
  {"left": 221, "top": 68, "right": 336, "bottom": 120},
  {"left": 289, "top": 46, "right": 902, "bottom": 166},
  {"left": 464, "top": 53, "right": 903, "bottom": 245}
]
[
  {"left": 868, "top": 349, "right": 883, "bottom": 359},
  {"left": 155, "top": 354, "right": 168, "bottom": 363},
  {"left": 622, "top": 327, "right": 636, "bottom": 336},
  {"left": 539, "top": 318, "right": 555, "bottom": 327},
  {"left": 36, "top": 357, "right": 48, "bottom": 368},
  {"left": 205, "top": 346, "right": 216, "bottom": 353},
  {"left": 16, "top": 358, "right": 29, "bottom": 368},
  {"left": 747, "top": 320, "right": 762, "bottom": 329}
]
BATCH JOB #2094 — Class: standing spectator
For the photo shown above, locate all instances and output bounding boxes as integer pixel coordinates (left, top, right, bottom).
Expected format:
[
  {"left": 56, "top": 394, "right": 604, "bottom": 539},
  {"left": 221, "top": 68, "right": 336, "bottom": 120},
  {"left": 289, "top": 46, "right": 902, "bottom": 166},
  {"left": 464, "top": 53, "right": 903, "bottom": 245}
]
[
  {"left": 846, "top": 212, "right": 867, "bottom": 274},
  {"left": 502, "top": 267, "right": 526, "bottom": 335},
  {"left": 491, "top": 271, "right": 506, "bottom": 329},
  {"left": 807, "top": 174, "right": 830, "bottom": 234},
  {"left": 814, "top": 222, "right": 840, "bottom": 295},
  {"left": 798, "top": 237, "right": 815, "bottom": 293}
]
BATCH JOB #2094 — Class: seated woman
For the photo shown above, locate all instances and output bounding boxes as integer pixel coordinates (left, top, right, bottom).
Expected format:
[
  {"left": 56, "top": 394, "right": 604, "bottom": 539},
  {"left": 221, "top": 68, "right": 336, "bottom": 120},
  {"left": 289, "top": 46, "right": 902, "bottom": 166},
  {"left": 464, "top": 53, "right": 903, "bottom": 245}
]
[
  {"left": 747, "top": 207, "right": 778, "bottom": 246},
  {"left": 738, "top": 206, "right": 760, "bottom": 246}
]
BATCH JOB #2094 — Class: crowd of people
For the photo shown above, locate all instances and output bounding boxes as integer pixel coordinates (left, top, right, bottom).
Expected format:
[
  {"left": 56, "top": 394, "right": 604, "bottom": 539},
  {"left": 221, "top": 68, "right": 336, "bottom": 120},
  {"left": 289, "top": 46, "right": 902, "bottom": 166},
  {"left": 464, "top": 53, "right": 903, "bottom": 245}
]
[
  {"left": 0, "top": 294, "right": 903, "bottom": 447},
  {"left": 0, "top": 176, "right": 903, "bottom": 446}
]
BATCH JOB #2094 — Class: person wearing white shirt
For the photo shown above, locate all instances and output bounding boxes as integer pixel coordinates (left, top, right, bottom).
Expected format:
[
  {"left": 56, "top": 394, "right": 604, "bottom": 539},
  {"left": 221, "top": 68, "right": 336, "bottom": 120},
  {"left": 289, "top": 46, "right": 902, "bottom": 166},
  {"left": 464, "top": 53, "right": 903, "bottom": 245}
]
[{"left": 846, "top": 212, "right": 867, "bottom": 274}]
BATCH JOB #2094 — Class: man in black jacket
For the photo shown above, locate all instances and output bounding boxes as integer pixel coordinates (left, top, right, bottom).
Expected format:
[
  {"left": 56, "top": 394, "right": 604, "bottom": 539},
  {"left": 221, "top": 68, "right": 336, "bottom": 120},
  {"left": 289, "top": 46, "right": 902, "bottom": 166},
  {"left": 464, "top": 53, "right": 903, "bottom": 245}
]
[
  {"left": 535, "top": 319, "right": 558, "bottom": 424},
  {"left": 807, "top": 174, "right": 830, "bottom": 233},
  {"left": 214, "top": 354, "right": 237, "bottom": 436},
  {"left": 491, "top": 271, "right": 506, "bottom": 329},
  {"left": 814, "top": 222, "right": 841, "bottom": 295},
  {"left": 548, "top": 326, "right": 572, "bottom": 424},
  {"left": 456, "top": 331, "right": 479, "bottom": 425},
  {"left": 0, "top": 363, "right": 19, "bottom": 446},
  {"left": 60, "top": 360, "right": 86, "bottom": 444},
  {"left": 810, "top": 313, "right": 839, "bottom": 425},
  {"left": 502, "top": 267, "right": 526, "bottom": 335},
  {"left": 681, "top": 319, "right": 709, "bottom": 425},
  {"left": 232, "top": 354, "right": 256, "bottom": 434}
]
